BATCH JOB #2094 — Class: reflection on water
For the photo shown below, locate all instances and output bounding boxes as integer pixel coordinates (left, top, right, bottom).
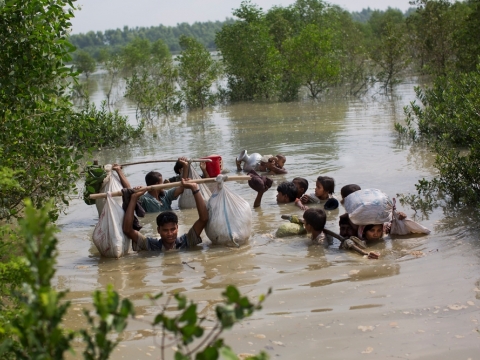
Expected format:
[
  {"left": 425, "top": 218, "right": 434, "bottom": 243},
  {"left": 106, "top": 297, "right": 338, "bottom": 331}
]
[{"left": 58, "top": 75, "right": 480, "bottom": 358}]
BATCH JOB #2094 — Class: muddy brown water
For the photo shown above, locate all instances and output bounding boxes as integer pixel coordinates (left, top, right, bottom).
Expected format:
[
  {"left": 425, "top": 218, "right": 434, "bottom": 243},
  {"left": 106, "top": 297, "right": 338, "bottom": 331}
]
[{"left": 58, "top": 76, "right": 480, "bottom": 359}]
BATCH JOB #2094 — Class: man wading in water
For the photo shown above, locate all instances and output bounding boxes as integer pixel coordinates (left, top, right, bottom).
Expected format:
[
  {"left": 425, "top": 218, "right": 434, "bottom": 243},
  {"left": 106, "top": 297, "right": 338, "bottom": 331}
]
[{"left": 122, "top": 179, "right": 209, "bottom": 251}]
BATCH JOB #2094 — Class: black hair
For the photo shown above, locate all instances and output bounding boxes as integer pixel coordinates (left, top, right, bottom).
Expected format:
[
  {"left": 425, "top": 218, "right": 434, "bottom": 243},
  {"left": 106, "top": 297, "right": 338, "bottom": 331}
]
[
  {"left": 145, "top": 171, "right": 163, "bottom": 186},
  {"left": 317, "top": 176, "right": 335, "bottom": 194},
  {"left": 156, "top": 211, "right": 178, "bottom": 227},
  {"left": 362, "top": 224, "right": 383, "bottom": 238},
  {"left": 276, "top": 181, "right": 297, "bottom": 202},
  {"left": 173, "top": 161, "right": 183, "bottom": 175},
  {"left": 340, "top": 184, "right": 361, "bottom": 200},
  {"left": 339, "top": 214, "right": 351, "bottom": 225},
  {"left": 292, "top": 177, "right": 309, "bottom": 195},
  {"left": 303, "top": 208, "right": 327, "bottom": 231}
]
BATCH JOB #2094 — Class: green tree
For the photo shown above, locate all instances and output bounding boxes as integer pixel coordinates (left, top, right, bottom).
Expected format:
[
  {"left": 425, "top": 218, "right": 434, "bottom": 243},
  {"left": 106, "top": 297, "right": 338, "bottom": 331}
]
[
  {"left": 121, "top": 37, "right": 152, "bottom": 73},
  {"left": 407, "top": 0, "right": 468, "bottom": 75},
  {"left": 0, "top": 0, "right": 143, "bottom": 220},
  {"left": 455, "top": 0, "right": 480, "bottom": 72},
  {"left": 0, "top": 0, "right": 79, "bottom": 219},
  {"left": 283, "top": 24, "right": 340, "bottom": 98},
  {"left": 151, "top": 39, "right": 171, "bottom": 62},
  {"left": 367, "top": 10, "right": 410, "bottom": 90},
  {"left": 125, "top": 59, "right": 181, "bottom": 120},
  {"left": 178, "top": 35, "right": 220, "bottom": 109},
  {"left": 335, "top": 11, "right": 371, "bottom": 96},
  {"left": 74, "top": 50, "right": 96, "bottom": 80},
  {"left": 216, "top": 1, "right": 283, "bottom": 101},
  {"left": 397, "top": 65, "right": 480, "bottom": 204}
]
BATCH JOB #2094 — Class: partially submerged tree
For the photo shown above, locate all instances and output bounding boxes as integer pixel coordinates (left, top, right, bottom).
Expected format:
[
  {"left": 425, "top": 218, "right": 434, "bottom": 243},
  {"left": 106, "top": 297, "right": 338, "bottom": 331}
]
[
  {"left": 74, "top": 50, "right": 96, "bottom": 80},
  {"left": 216, "top": 1, "right": 283, "bottom": 101},
  {"left": 283, "top": 24, "right": 340, "bottom": 98},
  {"left": 178, "top": 35, "right": 220, "bottom": 109},
  {"left": 368, "top": 10, "right": 410, "bottom": 90}
]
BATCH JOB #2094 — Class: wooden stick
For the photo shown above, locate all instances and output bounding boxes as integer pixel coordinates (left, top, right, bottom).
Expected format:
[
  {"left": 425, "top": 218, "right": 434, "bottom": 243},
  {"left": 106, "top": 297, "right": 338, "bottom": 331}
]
[
  {"left": 89, "top": 175, "right": 251, "bottom": 199},
  {"left": 120, "top": 158, "right": 212, "bottom": 167}
]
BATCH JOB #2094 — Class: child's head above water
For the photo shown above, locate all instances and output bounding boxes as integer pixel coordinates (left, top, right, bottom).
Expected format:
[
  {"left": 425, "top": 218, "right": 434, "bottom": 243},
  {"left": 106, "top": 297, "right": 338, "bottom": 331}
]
[
  {"left": 276, "top": 181, "right": 297, "bottom": 203},
  {"left": 292, "top": 177, "right": 308, "bottom": 197},
  {"left": 275, "top": 154, "right": 286, "bottom": 168},
  {"left": 315, "top": 176, "right": 335, "bottom": 200},
  {"left": 303, "top": 208, "right": 327, "bottom": 232},
  {"left": 340, "top": 184, "right": 361, "bottom": 204},
  {"left": 362, "top": 224, "right": 384, "bottom": 242}
]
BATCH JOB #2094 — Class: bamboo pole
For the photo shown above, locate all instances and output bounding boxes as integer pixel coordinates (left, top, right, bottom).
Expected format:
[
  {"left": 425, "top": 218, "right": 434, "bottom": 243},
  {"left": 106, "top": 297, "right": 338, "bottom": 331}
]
[
  {"left": 89, "top": 175, "right": 251, "bottom": 200},
  {"left": 119, "top": 158, "right": 212, "bottom": 167}
]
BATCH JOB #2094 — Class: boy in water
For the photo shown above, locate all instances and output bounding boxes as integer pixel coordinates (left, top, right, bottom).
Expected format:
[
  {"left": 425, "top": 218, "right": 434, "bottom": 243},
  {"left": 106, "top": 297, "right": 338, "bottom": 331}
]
[
  {"left": 253, "top": 180, "right": 297, "bottom": 208},
  {"left": 122, "top": 178, "right": 208, "bottom": 251},
  {"left": 237, "top": 153, "right": 288, "bottom": 174},
  {"left": 292, "top": 177, "right": 308, "bottom": 198},
  {"left": 301, "top": 176, "right": 335, "bottom": 204},
  {"left": 303, "top": 208, "right": 328, "bottom": 244},
  {"left": 113, "top": 157, "right": 189, "bottom": 213},
  {"left": 259, "top": 154, "right": 288, "bottom": 174}
]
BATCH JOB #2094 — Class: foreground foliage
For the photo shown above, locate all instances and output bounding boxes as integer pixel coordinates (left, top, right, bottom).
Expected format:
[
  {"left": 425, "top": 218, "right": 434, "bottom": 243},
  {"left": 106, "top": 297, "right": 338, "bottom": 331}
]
[
  {"left": 0, "top": 201, "right": 270, "bottom": 360},
  {"left": 0, "top": 0, "right": 142, "bottom": 220}
]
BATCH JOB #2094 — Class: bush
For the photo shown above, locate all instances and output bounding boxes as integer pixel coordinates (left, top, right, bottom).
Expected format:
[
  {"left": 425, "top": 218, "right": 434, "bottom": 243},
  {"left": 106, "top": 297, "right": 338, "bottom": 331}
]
[{"left": 396, "top": 65, "right": 480, "bottom": 204}]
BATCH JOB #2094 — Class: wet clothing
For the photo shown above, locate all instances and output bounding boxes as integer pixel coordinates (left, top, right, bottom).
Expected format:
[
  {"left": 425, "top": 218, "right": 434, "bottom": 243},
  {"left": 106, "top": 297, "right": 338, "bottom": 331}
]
[
  {"left": 139, "top": 188, "right": 178, "bottom": 213},
  {"left": 247, "top": 169, "right": 273, "bottom": 192},
  {"left": 121, "top": 188, "right": 145, "bottom": 231},
  {"left": 304, "top": 193, "right": 336, "bottom": 204},
  {"left": 339, "top": 213, "right": 358, "bottom": 238},
  {"left": 135, "top": 226, "right": 202, "bottom": 251}
]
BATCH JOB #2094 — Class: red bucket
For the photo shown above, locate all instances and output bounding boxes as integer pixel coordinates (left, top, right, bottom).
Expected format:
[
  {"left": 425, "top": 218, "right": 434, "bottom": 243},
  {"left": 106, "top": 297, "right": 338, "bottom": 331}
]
[{"left": 202, "top": 154, "right": 222, "bottom": 177}]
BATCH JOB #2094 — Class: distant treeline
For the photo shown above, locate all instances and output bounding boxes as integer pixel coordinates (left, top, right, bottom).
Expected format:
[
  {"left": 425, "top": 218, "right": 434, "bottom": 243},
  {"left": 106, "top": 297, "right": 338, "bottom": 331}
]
[
  {"left": 69, "top": 19, "right": 235, "bottom": 57},
  {"left": 69, "top": 7, "right": 412, "bottom": 59},
  {"left": 350, "top": 6, "right": 416, "bottom": 22}
]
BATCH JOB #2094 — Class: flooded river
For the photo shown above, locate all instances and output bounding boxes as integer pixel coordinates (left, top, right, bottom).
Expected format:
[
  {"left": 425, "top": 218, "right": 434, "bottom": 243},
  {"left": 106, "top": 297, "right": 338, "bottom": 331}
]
[{"left": 57, "top": 75, "right": 480, "bottom": 359}]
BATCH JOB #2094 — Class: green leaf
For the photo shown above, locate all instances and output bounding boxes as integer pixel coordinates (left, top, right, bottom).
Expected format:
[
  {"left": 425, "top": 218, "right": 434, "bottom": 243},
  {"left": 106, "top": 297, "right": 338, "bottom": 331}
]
[{"left": 219, "top": 346, "right": 239, "bottom": 360}]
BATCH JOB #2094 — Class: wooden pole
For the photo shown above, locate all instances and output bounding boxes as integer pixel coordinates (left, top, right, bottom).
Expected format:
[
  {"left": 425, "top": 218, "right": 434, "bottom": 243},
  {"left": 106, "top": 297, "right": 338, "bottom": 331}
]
[
  {"left": 119, "top": 158, "right": 212, "bottom": 167},
  {"left": 89, "top": 175, "right": 251, "bottom": 200}
]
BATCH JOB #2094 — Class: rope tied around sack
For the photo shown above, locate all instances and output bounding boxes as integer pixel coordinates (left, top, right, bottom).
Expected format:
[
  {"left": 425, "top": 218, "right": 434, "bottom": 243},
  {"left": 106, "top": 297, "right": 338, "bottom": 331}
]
[{"left": 215, "top": 174, "right": 228, "bottom": 189}]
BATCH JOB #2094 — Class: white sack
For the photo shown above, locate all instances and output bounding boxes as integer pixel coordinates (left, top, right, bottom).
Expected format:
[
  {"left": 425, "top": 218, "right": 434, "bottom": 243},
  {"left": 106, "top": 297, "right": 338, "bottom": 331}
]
[
  {"left": 205, "top": 175, "right": 252, "bottom": 247},
  {"left": 92, "top": 192, "right": 131, "bottom": 258},
  {"left": 390, "top": 205, "right": 431, "bottom": 235},
  {"left": 178, "top": 164, "right": 211, "bottom": 209},
  {"left": 95, "top": 164, "right": 124, "bottom": 217},
  {"left": 344, "top": 188, "right": 393, "bottom": 225}
]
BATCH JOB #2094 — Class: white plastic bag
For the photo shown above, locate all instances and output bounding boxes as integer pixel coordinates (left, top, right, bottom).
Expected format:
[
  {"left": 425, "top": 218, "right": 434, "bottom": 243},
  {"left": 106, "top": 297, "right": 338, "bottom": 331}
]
[
  {"left": 95, "top": 164, "right": 124, "bottom": 217},
  {"left": 92, "top": 192, "right": 131, "bottom": 258},
  {"left": 178, "top": 164, "right": 211, "bottom": 209},
  {"left": 205, "top": 175, "right": 252, "bottom": 247},
  {"left": 390, "top": 200, "right": 431, "bottom": 235},
  {"left": 344, "top": 188, "right": 393, "bottom": 225}
]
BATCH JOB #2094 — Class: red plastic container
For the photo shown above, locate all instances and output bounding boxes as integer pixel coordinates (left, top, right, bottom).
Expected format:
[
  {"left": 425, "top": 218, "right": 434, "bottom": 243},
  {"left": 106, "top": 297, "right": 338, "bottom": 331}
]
[{"left": 202, "top": 154, "right": 222, "bottom": 177}]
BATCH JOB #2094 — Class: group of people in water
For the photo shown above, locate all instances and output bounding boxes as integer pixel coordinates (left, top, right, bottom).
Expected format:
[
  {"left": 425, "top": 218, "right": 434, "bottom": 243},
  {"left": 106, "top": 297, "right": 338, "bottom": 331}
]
[{"left": 113, "top": 152, "right": 406, "bottom": 256}]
